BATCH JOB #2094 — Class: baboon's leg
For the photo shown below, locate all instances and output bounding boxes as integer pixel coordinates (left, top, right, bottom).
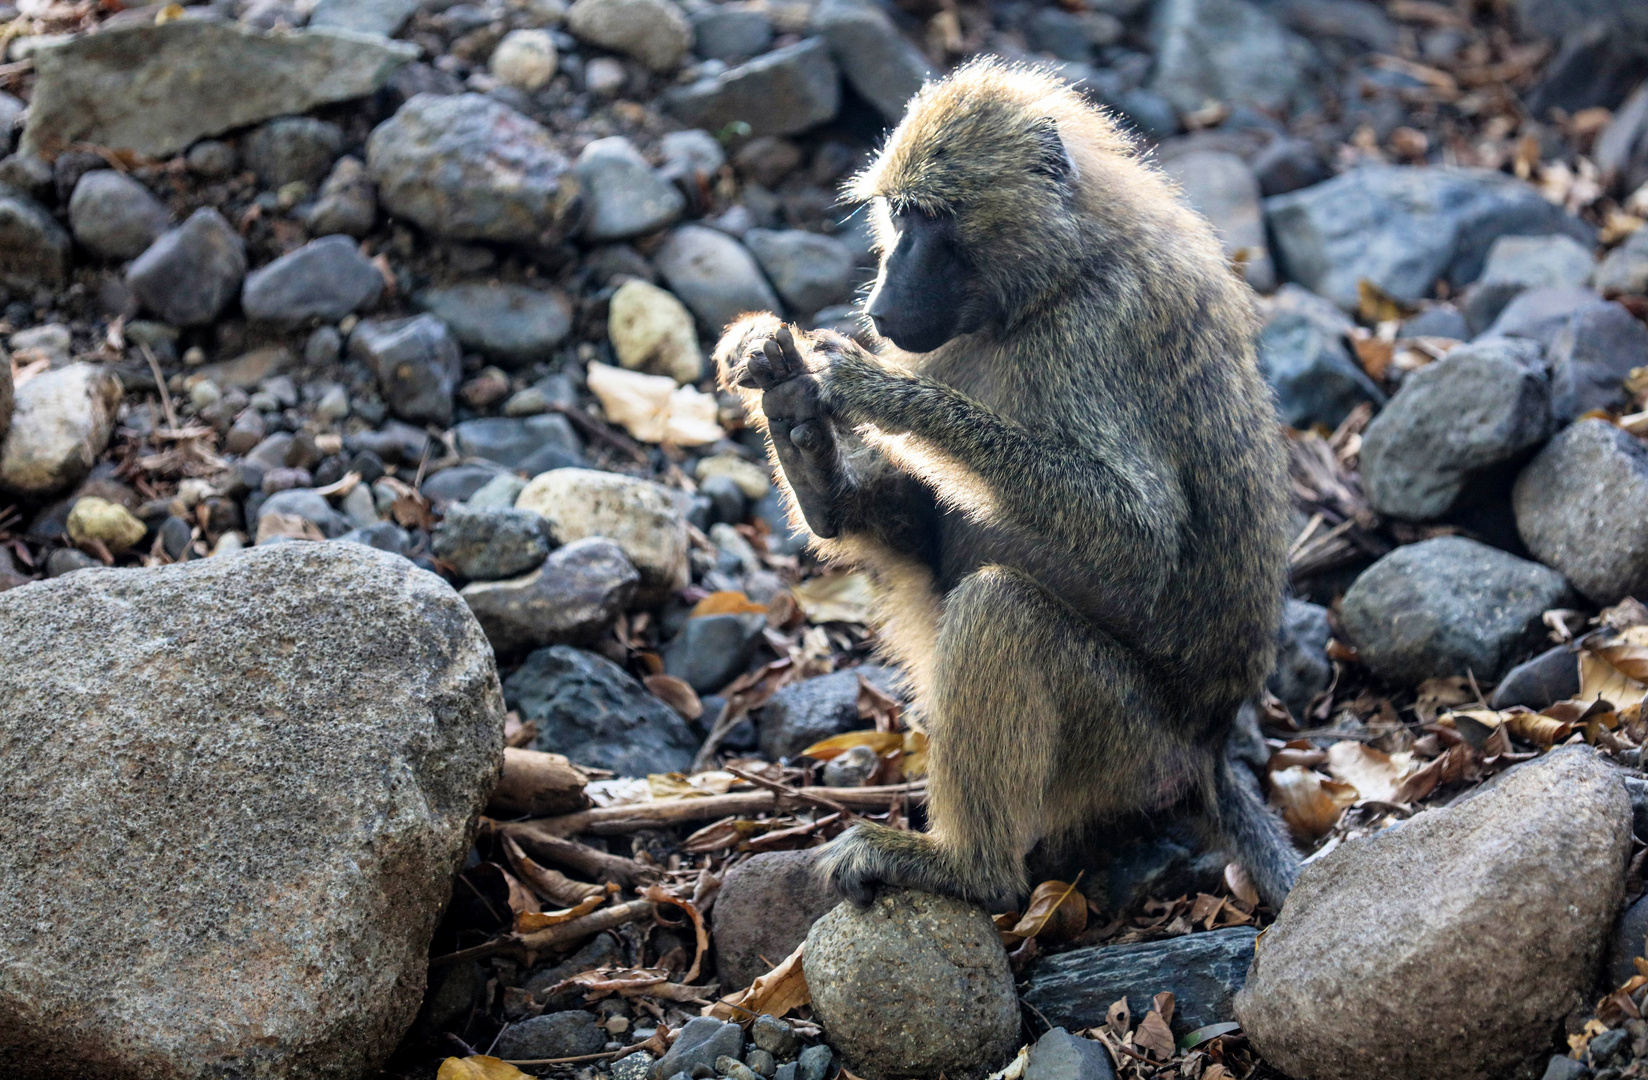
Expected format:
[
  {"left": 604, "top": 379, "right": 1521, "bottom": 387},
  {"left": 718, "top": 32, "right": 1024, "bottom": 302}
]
[{"left": 819, "top": 564, "right": 1183, "bottom": 908}]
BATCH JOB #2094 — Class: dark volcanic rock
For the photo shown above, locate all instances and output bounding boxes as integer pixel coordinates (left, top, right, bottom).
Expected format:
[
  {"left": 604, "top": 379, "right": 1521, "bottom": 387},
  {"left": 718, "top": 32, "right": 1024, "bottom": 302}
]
[
  {"left": 459, "top": 537, "right": 639, "bottom": 655},
  {"left": 1340, "top": 536, "right": 1573, "bottom": 686},
  {"left": 349, "top": 314, "right": 462, "bottom": 426},
  {"left": 1514, "top": 419, "right": 1648, "bottom": 606},
  {"left": 713, "top": 849, "right": 840, "bottom": 989},
  {"left": 504, "top": 644, "right": 699, "bottom": 775},
  {"left": 241, "top": 235, "right": 384, "bottom": 326},
  {"left": 414, "top": 283, "right": 574, "bottom": 367},
  {"left": 1022, "top": 927, "right": 1259, "bottom": 1033},
  {"left": 126, "top": 208, "right": 248, "bottom": 327},
  {"left": 1489, "top": 644, "right": 1581, "bottom": 710},
  {"left": 758, "top": 665, "right": 902, "bottom": 760},
  {"left": 663, "top": 38, "right": 840, "bottom": 139},
  {"left": 1359, "top": 337, "right": 1551, "bottom": 522},
  {"left": 366, "top": 93, "right": 581, "bottom": 245}
]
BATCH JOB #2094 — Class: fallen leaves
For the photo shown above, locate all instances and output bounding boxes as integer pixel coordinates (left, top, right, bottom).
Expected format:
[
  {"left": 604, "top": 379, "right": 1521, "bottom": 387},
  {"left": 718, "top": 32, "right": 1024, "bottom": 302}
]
[
  {"left": 704, "top": 941, "right": 810, "bottom": 1022},
  {"left": 1270, "top": 764, "right": 1358, "bottom": 841},
  {"left": 996, "top": 879, "right": 1087, "bottom": 948},
  {"left": 437, "top": 1056, "right": 534, "bottom": 1080},
  {"left": 790, "top": 572, "right": 875, "bottom": 624}
]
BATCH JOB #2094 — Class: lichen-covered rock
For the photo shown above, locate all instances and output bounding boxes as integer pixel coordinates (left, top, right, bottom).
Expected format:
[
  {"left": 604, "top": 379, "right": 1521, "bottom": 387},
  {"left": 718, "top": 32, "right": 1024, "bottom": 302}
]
[
  {"left": 0, "top": 542, "right": 503, "bottom": 1079},
  {"left": 804, "top": 890, "right": 1019, "bottom": 1080},
  {"left": 1237, "top": 747, "right": 1630, "bottom": 1080},
  {"left": 608, "top": 278, "right": 703, "bottom": 384}
]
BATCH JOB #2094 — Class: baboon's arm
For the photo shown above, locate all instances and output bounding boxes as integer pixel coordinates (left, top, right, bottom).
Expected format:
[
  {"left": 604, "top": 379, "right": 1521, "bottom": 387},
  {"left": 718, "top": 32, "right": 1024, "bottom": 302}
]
[{"left": 815, "top": 335, "right": 1186, "bottom": 596}]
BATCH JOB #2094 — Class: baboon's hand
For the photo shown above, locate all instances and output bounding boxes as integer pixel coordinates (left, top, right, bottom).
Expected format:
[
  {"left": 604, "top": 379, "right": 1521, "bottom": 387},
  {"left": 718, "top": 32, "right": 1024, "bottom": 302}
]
[
  {"left": 741, "top": 326, "right": 844, "bottom": 539},
  {"left": 712, "top": 312, "right": 785, "bottom": 392}
]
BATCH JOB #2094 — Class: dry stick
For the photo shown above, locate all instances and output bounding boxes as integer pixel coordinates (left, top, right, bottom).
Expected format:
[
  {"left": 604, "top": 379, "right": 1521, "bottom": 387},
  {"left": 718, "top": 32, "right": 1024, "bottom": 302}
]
[
  {"left": 533, "top": 782, "right": 928, "bottom": 837},
  {"left": 497, "top": 821, "right": 663, "bottom": 888},
  {"left": 430, "top": 898, "right": 657, "bottom": 967},
  {"left": 552, "top": 403, "right": 651, "bottom": 465},
  {"left": 724, "top": 765, "right": 861, "bottom": 823},
  {"left": 504, "top": 1049, "right": 627, "bottom": 1065},
  {"left": 138, "top": 342, "right": 179, "bottom": 433}
]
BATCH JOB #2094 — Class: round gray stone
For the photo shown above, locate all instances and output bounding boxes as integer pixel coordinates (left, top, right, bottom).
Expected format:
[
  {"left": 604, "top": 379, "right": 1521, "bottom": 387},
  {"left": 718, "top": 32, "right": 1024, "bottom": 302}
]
[
  {"left": 67, "top": 170, "right": 170, "bottom": 261},
  {"left": 242, "top": 235, "right": 384, "bottom": 326},
  {"left": 126, "top": 207, "right": 248, "bottom": 327},
  {"left": 804, "top": 889, "right": 1019, "bottom": 1080}
]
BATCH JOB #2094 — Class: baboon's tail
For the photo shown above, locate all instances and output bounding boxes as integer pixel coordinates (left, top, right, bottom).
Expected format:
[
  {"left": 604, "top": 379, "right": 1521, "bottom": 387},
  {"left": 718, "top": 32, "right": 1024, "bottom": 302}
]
[{"left": 1209, "top": 750, "right": 1300, "bottom": 911}]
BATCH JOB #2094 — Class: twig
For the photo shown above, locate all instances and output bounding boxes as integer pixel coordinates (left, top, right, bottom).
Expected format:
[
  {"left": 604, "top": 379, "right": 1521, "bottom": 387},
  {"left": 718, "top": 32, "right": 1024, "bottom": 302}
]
[
  {"left": 139, "top": 343, "right": 179, "bottom": 433},
  {"left": 495, "top": 821, "right": 662, "bottom": 887},
  {"left": 429, "top": 898, "right": 656, "bottom": 967},
  {"left": 552, "top": 402, "right": 652, "bottom": 465},
  {"left": 726, "top": 765, "right": 861, "bottom": 823},
  {"left": 503, "top": 1049, "right": 627, "bottom": 1065},
  {"left": 532, "top": 782, "right": 927, "bottom": 837}
]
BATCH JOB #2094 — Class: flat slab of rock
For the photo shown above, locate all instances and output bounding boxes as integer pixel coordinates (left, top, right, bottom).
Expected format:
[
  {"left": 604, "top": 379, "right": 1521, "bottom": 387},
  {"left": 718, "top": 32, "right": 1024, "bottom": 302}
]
[
  {"left": 1236, "top": 747, "right": 1630, "bottom": 1080},
  {"left": 414, "top": 283, "right": 573, "bottom": 367},
  {"left": 21, "top": 22, "right": 415, "bottom": 159},
  {"left": 1021, "top": 927, "right": 1258, "bottom": 1034},
  {"left": 663, "top": 38, "right": 840, "bottom": 139},
  {"left": 0, "top": 543, "right": 503, "bottom": 1079}
]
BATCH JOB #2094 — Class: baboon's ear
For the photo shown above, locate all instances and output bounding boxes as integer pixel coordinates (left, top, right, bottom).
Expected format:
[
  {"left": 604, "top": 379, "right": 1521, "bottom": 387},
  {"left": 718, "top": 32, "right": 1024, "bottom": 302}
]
[{"left": 1029, "top": 117, "right": 1078, "bottom": 183}]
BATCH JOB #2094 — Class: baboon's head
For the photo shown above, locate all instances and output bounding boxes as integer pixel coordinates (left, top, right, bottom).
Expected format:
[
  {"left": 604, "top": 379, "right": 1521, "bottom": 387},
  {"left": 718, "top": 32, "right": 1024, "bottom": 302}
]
[{"left": 849, "top": 59, "right": 1134, "bottom": 353}]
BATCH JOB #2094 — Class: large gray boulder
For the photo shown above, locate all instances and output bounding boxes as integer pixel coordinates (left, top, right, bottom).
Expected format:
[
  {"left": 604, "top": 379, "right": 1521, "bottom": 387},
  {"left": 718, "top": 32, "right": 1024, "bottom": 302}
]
[
  {"left": 1340, "top": 536, "right": 1572, "bottom": 686},
  {"left": 366, "top": 93, "right": 582, "bottom": 245},
  {"left": 1265, "top": 166, "right": 1596, "bottom": 310},
  {"left": 0, "top": 543, "right": 504, "bottom": 1079},
  {"left": 1237, "top": 748, "right": 1630, "bottom": 1080},
  {"left": 1514, "top": 419, "right": 1648, "bottom": 606},
  {"left": 21, "top": 21, "right": 415, "bottom": 159},
  {"left": 1359, "top": 337, "right": 1551, "bottom": 521}
]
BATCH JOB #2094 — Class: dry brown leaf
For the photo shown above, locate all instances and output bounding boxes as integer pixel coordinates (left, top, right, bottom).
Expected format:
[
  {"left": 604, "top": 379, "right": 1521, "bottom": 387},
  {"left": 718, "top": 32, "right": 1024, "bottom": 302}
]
[
  {"left": 791, "top": 572, "right": 875, "bottom": 624},
  {"left": 437, "top": 1056, "right": 534, "bottom": 1080},
  {"left": 1270, "top": 765, "right": 1357, "bottom": 840},
  {"left": 704, "top": 941, "right": 809, "bottom": 1021},
  {"left": 1003, "top": 879, "right": 1087, "bottom": 946},
  {"left": 515, "top": 894, "right": 605, "bottom": 932},
  {"left": 801, "top": 730, "right": 905, "bottom": 760},
  {"left": 1135, "top": 1008, "right": 1176, "bottom": 1060},
  {"left": 1582, "top": 626, "right": 1648, "bottom": 707},
  {"left": 1106, "top": 997, "right": 1130, "bottom": 1038},
  {"left": 1414, "top": 676, "right": 1475, "bottom": 722},
  {"left": 647, "top": 771, "right": 738, "bottom": 798},
  {"left": 1358, "top": 278, "right": 1414, "bottom": 323},
  {"left": 1351, "top": 333, "right": 1395, "bottom": 381},
  {"left": 1326, "top": 741, "right": 1422, "bottom": 803},
  {"left": 643, "top": 884, "right": 709, "bottom": 984},
  {"left": 691, "top": 591, "right": 768, "bottom": 617},
  {"left": 900, "top": 729, "right": 929, "bottom": 779},
  {"left": 1224, "top": 862, "right": 1258, "bottom": 906},
  {"left": 644, "top": 674, "right": 703, "bottom": 721},
  {"left": 857, "top": 676, "right": 903, "bottom": 731},
  {"left": 501, "top": 835, "right": 605, "bottom": 907},
  {"left": 1506, "top": 708, "right": 1575, "bottom": 748}
]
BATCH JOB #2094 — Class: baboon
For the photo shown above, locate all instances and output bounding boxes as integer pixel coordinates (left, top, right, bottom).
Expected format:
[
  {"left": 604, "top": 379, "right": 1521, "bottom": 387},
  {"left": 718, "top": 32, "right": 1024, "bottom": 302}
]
[{"left": 714, "top": 60, "right": 1299, "bottom": 910}]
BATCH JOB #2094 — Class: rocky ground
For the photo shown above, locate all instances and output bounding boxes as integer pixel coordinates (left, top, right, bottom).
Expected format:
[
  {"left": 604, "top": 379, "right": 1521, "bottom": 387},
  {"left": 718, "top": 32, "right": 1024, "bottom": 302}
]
[{"left": 4, "top": 0, "right": 1648, "bottom": 1077}]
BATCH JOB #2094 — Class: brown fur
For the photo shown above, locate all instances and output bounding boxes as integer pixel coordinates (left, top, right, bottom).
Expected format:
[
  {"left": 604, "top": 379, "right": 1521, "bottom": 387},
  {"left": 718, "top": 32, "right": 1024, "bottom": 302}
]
[{"left": 714, "top": 59, "right": 1296, "bottom": 908}]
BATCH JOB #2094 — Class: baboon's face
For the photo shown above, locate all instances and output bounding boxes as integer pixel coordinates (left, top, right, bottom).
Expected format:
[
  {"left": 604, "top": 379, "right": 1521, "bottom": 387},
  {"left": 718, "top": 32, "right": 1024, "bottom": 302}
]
[{"left": 865, "top": 208, "right": 982, "bottom": 354}]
